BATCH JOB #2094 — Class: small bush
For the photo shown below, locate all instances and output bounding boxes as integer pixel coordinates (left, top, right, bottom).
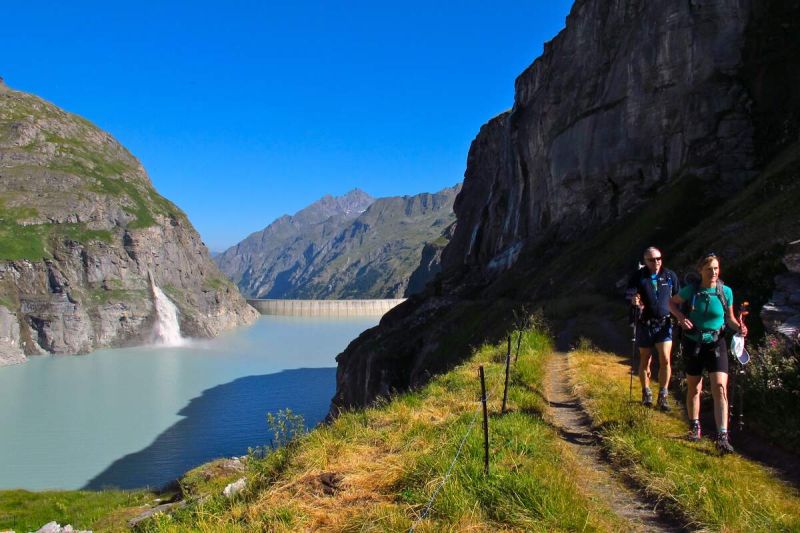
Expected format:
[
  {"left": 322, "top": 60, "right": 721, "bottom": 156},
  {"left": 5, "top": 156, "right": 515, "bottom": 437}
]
[
  {"left": 266, "top": 408, "right": 307, "bottom": 450},
  {"left": 744, "top": 334, "right": 800, "bottom": 447}
]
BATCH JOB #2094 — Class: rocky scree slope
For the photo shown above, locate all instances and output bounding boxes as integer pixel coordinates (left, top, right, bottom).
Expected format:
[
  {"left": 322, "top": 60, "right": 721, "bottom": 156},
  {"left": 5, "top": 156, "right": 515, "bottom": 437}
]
[
  {"left": 216, "top": 185, "right": 459, "bottom": 299},
  {"left": 331, "top": 0, "right": 800, "bottom": 411},
  {"left": 0, "top": 81, "right": 258, "bottom": 365}
]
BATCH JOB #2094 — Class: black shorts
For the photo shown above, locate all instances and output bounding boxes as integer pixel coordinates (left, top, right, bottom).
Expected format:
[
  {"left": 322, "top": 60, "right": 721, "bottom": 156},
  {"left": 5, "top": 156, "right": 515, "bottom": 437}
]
[{"left": 683, "top": 336, "right": 728, "bottom": 375}]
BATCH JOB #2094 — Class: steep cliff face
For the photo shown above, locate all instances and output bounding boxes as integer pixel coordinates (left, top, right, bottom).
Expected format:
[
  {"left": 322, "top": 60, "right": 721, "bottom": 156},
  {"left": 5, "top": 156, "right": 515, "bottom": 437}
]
[
  {"left": 333, "top": 0, "right": 800, "bottom": 411},
  {"left": 444, "top": 0, "right": 757, "bottom": 273},
  {"left": 0, "top": 83, "right": 258, "bottom": 365},
  {"left": 217, "top": 186, "right": 459, "bottom": 299}
]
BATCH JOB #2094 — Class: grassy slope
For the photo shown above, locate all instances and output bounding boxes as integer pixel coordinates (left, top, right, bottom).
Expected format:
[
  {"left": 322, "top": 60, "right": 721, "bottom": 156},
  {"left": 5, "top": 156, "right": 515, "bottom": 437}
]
[
  {"left": 4, "top": 329, "right": 799, "bottom": 531},
  {"left": 0, "top": 88, "right": 187, "bottom": 261},
  {"left": 0, "top": 489, "right": 155, "bottom": 532},
  {"left": 1, "top": 327, "right": 632, "bottom": 532},
  {"left": 570, "top": 346, "right": 800, "bottom": 532},
  {"left": 143, "top": 327, "right": 628, "bottom": 532}
]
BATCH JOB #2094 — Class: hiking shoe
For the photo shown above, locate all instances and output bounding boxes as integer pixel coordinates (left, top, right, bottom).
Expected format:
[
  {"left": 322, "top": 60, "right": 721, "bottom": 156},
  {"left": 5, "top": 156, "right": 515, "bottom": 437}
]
[
  {"left": 642, "top": 388, "right": 653, "bottom": 407},
  {"left": 657, "top": 393, "right": 671, "bottom": 412},
  {"left": 687, "top": 422, "right": 702, "bottom": 442},
  {"left": 716, "top": 433, "right": 735, "bottom": 455}
]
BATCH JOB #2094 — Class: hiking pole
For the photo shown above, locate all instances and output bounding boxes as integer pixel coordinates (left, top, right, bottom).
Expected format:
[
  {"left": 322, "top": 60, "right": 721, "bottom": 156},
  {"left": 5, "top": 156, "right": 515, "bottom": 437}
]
[
  {"left": 629, "top": 306, "right": 639, "bottom": 402},
  {"left": 736, "top": 302, "right": 750, "bottom": 432}
]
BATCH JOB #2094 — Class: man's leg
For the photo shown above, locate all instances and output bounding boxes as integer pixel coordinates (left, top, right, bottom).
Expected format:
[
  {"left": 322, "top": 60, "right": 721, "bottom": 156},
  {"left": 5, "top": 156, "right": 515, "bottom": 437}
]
[
  {"left": 655, "top": 340, "right": 673, "bottom": 410},
  {"left": 638, "top": 347, "right": 653, "bottom": 405}
]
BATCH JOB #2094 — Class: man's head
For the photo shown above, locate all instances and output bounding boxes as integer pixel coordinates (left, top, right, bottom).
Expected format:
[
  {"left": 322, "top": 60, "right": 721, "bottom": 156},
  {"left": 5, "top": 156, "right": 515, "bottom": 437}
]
[{"left": 643, "top": 246, "right": 662, "bottom": 274}]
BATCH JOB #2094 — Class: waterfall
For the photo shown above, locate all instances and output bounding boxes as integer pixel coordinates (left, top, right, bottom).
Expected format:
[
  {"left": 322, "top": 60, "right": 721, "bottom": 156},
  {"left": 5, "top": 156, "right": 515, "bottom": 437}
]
[{"left": 150, "top": 279, "right": 184, "bottom": 346}]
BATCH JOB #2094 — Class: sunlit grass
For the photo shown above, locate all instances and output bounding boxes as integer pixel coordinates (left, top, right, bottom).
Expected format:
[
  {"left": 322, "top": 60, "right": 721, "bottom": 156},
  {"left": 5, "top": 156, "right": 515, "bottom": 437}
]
[
  {"left": 571, "top": 348, "right": 800, "bottom": 531},
  {"left": 0, "top": 489, "right": 154, "bottom": 532},
  {"left": 144, "top": 327, "right": 627, "bottom": 532}
]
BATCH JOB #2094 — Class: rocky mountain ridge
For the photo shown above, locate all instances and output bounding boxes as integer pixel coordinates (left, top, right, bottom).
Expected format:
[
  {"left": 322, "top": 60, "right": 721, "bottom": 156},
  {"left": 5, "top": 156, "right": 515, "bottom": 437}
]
[
  {"left": 0, "top": 81, "right": 259, "bottom": 365},
  {"left": 332, "top": 0, "right": 800, "bottom": 411},
  {"left": 216, "top": 185, "right": 459, "bottom": 299}
]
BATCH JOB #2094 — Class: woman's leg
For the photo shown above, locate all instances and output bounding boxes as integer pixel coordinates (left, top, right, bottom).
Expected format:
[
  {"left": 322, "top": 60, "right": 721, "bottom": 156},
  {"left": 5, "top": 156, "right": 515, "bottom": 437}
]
[
  {"left": 710, "top": 371, "right": 729, "bottom": 431},
  {"left": 686, "top": 374, "right": 703, "bottom": 420}
]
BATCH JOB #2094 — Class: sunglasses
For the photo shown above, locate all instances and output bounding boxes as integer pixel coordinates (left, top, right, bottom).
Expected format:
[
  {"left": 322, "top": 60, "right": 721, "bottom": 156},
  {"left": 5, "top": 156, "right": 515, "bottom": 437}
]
[
  {"left": 702, "top": 252, "right": 717, "bottom": 259},
  {"left": 645, "top": 257, "right": 663, "bottom": 262}
]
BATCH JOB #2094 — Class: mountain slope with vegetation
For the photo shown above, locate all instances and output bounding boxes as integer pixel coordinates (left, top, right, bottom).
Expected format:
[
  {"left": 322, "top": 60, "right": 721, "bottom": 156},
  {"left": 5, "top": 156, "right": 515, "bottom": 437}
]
[
  {"left": 332, "top": 0, "right": 800, "bottom": 413},
  {"left": 216, "top": 185, "right": 459, "bottom": 299},
  {"left": 0, "top": 80, "right": 258, "bottom": 365}
]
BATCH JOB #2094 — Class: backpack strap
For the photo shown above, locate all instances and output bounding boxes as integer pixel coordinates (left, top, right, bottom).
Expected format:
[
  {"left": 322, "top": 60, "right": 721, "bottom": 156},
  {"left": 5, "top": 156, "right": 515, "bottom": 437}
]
[{"left": 715, "top": 280, "right": 729, "bottom": 309}]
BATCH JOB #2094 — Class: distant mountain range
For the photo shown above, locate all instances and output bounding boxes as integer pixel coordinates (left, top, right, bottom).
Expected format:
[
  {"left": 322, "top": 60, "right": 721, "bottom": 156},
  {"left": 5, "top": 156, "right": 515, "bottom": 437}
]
[{"left": 215, "top": 186, "right": 460, "bottom": 299}]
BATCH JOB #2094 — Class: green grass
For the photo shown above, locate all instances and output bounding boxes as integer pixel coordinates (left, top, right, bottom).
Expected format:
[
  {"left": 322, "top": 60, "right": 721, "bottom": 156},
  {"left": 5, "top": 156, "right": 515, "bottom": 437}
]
[
  {"left": 2, "top": 90, "right": 187, "bottom": 232},
  {"left": 203, "top": 276, "right": 232, "bottom": 291},
  {"left": 139, "top": 326, "right": 629, "bottom": 532},
  {"left": 87, "top": 288, "right": 147, "bottom": 305},
  {"left": 0, "top": 489, "right": 154, "bottom": 533},
  {"left": 0, "top": 197, "right": 116, "bottom": 260},
  {"left": 571, "top": 348, "right": 800, "bottom": 531},
  {"left": 0, "top": 221, "right": 48, "bottom": 260}
]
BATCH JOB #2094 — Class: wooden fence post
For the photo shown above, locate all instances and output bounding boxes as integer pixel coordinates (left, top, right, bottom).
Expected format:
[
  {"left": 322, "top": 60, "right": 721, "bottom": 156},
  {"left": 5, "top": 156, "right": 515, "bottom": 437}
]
[
  {"left": 502, "top": 335, "right": 511, "bottom": 413},
  {"left": 514, "top": 330, "right": 523, "bottom": 363},
  {"left": 479, "top": 365, "right": 489, "bottom": 475}
]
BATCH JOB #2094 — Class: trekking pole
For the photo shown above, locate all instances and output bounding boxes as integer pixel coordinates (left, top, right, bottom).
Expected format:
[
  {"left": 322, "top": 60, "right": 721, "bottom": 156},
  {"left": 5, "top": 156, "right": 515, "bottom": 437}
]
[
  {"left": 737, "top": 302, "right": 750, "bottom": 432},
  {"left": 629, "top": 306, "right": 639, "bottom": 402}
]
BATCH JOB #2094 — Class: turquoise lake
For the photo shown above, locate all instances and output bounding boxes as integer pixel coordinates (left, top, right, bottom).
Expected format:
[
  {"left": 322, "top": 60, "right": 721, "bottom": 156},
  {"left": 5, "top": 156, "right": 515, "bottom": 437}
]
[{"left": 0, "top": 316, "right": 378, "bottom": 491}]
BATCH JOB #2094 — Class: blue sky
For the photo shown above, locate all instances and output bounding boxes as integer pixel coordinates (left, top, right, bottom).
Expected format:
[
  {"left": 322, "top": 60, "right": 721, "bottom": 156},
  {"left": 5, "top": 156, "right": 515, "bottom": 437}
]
[{"left": 4, "top": 1, "right": 573, "bottom": 251}]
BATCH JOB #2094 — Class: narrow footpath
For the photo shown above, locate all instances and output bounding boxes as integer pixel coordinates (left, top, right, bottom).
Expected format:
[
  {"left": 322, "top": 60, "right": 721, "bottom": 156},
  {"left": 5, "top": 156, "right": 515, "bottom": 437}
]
[{"left": 544, "top": 350, "right": 685, "bottom": 532}]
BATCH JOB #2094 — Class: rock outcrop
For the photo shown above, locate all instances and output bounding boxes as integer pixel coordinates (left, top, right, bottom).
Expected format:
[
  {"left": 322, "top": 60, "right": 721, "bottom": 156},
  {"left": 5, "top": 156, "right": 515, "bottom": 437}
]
[
  {"left": 761, "top": 241, "right": 800, "bottom": 341},
  {"left": 216, "top": 185, "right": 460, "bottom": 299},
  {"left": 0, "top": 82, "right": 258, "bottom": 365},
  {"left": 332, "top": 0, "right": 800, "bottom": 411}
]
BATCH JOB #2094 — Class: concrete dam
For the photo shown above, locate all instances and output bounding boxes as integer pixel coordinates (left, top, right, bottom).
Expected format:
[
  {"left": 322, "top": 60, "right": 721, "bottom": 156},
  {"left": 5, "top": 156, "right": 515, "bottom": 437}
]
[{"left": 247, "top": 299, "right": 406, "bottom": 317}]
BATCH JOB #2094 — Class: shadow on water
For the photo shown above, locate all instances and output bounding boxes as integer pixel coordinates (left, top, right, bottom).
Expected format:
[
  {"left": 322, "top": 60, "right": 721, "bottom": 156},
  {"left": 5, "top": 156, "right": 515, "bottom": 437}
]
[{"left": 83, "top": 367, "right": 336, "bottom": 490}]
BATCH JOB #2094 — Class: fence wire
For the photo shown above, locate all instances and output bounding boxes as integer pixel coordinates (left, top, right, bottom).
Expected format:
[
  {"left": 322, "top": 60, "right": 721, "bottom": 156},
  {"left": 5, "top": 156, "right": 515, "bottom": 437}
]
[{"left": 408, "top": 392, "right": 493, "bottom": 532}]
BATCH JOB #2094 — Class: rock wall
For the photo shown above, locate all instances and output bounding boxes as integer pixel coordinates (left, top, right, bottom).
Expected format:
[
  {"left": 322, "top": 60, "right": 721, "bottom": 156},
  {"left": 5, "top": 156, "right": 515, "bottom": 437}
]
[
  {"left": 761, "top": 241, "right": 800, "bottom": 341},
  {"left": 0, "top": 83, "right": 258, "bottom": 365},
  {"left": 444, "top": 0, "right": 756, "bottom": 273},
  {"left": 333, "top": 0, "right": 800, "bottom": 412}
]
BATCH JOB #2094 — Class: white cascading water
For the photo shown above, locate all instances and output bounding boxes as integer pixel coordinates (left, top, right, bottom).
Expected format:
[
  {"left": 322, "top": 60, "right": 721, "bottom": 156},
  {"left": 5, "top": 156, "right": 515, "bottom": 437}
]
[{"left": 150, "top": 281, "right": 184, "bottom": 346}]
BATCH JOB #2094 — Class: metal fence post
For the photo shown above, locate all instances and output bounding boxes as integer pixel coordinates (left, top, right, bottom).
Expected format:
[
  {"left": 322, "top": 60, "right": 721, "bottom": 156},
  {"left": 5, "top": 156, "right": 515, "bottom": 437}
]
[
  {"left": 502, "top": 335, "right": 511, "bottom": 413},
  {"left": 479, "top": 365, "right": 489, "bottom": 475}
]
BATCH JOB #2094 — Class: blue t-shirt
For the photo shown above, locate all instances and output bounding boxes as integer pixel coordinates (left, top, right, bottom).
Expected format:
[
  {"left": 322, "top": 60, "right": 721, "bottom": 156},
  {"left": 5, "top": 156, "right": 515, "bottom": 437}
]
[{"left": 678, "top": 283, "right": 734, "bottom": 342}]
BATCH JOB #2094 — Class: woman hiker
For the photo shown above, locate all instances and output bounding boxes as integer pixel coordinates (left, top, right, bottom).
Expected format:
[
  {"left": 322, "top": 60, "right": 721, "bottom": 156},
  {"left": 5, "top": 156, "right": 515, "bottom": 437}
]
[{"left": 669, "top": 253, "right": 748, "bottom": 454}]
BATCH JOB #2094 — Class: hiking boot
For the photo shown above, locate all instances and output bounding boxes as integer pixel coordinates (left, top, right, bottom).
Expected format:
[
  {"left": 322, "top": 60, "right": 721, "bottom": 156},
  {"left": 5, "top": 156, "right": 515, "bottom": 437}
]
[
  {"left": 657, "top": 393, "right": 671, "bottom": 412},
  {"left": 687, "top": 422, "right": 702, "bottom": 442},
  {"left": 642, "top": 388, "right": 653, "bottom": 407},
  {"left": 716, "top": 432, "right": 735, "bottom": 455}
]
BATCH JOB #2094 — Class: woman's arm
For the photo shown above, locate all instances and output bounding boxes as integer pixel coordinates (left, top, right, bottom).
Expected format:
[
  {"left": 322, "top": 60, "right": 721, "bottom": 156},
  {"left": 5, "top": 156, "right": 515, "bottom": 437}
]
[
  {"left": 726, "top": 305, "right": 748, "bottom": 336},
  {"left": 669, "top": 294, "right": 693, "bottom": 330}
]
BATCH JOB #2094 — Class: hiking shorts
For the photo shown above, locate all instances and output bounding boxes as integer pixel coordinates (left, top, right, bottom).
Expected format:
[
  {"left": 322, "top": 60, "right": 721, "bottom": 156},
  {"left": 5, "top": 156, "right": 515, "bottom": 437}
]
[
  {"left": 683, "top": 336, "right": 729, "bottom": 375},
  {"left": 636, "top": 320, "right": 672, "bottom": 349}
]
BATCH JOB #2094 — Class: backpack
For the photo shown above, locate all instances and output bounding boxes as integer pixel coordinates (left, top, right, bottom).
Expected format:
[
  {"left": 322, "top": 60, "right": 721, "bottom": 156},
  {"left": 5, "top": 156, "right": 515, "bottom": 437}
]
[{"left": 681, "top": 272, "right": 728, "bottom": 321}]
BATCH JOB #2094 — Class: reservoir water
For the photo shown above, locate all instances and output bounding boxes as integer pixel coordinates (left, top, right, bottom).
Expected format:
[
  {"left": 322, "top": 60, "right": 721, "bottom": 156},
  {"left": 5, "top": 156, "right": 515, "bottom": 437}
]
[{"left": 0, "top": 316, "right": 377, "bottom": 491}]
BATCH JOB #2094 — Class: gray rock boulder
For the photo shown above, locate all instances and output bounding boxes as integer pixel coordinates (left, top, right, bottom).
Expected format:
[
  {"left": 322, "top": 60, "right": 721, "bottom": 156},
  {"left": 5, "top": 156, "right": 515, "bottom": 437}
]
[
  {"left": 34, "top": 522, "right": 90, "bottom": 533},
  {"left": 0, "top": 304, "right": 25, "bottom": 366},
  {"left": 762, "top": 241, "right": 800, "bottom": 341}
]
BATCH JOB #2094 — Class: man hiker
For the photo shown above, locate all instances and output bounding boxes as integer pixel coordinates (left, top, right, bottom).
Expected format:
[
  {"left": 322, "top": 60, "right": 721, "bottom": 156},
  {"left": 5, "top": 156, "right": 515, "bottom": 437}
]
[{"left": 626, "top": 247, "right": 680, "bottom": 410}]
